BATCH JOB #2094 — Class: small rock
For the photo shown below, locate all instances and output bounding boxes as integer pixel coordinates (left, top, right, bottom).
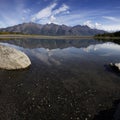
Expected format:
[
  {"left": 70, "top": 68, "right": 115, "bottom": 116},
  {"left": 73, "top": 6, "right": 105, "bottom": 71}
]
[
  {"left": 37, "top": 105, "right": 41, "bottom": 109},
  {"left": 32, "top": 97, "right": 35, "bottom": 101},
  {"left": 88, "top": 114, "right": 91, "bottom": 118},
  {"left": 76, "top": 117, "right": 80, "bottom": 120},
  {"left": 110, "top": 63, "right": 120, "bottom": 71}
]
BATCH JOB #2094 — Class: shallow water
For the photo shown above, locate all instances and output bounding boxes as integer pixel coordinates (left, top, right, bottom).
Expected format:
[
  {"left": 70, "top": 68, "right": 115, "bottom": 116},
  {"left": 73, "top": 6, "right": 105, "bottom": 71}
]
[{"left": 0, "top": 38, "right": 120, "bottom": 120}]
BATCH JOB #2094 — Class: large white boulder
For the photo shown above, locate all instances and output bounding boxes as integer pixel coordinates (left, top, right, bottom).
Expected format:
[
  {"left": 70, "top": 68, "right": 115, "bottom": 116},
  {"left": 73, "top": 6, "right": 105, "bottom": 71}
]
[{"left": 0, "top": 44, "right": 31, "bottom": 70}]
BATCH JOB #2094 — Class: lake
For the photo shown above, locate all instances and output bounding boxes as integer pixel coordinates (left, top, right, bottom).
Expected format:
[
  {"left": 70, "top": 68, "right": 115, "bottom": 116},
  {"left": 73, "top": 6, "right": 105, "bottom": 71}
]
[{"left": 0, "top": 38, "right": 120, "bottom": 120}]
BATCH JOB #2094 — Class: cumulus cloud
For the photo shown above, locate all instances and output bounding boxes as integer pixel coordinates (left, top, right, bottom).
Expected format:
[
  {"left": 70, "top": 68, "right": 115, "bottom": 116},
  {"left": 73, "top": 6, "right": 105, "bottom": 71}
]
[
  {"left": 84, "top": 20, "right": 102, "bottom": 29},
  {"left": 31, "top": 2, "right": 69, "bottom": 24},
  {"left": 84, "top": 20, "right": 94, "bottom": 28},
  {"left": 48, "top": 15, "right": 56, "bottom": 24},
  {"left": 100, "top": 25, "right": 120, "bottom": 31},
  {"left": 84, "top": 20, "right": 120, "bottom": 31}
]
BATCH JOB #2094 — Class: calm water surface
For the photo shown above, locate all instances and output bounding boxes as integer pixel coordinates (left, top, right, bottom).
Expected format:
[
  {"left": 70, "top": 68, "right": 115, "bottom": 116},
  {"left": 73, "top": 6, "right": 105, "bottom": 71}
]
[{"left": 0, "top": 38, "right": 120, "bottom": 120}]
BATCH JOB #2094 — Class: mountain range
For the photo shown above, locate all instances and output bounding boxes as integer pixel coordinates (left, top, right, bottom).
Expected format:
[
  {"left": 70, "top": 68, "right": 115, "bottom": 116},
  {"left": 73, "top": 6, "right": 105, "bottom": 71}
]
[{"left": 0, "top": 22, "right": 106, "bottom": 36}]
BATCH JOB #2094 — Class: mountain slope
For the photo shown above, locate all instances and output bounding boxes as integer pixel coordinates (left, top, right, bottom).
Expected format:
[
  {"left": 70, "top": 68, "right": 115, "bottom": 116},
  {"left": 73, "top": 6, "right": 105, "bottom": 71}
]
[{"left": 0, "top": 22, "right": 106, "bottom": 36}]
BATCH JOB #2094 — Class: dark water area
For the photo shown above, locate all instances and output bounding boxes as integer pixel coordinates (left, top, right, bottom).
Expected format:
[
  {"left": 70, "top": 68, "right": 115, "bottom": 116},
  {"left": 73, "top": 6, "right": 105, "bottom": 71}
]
[{"left": 0, "top": 38, "right": 120, "bottom": 120}]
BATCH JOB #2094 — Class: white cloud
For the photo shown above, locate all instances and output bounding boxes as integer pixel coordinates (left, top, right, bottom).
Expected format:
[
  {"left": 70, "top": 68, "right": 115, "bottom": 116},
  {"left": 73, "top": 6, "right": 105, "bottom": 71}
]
[
  {"left": 53, "top": 4, "right": 69, "bottom": 15},
  {"left": 31, "top": 3, "right": 57, "bottom": 22},
  {"left": 103, "top": 16, "right": 119, "bottom": 22},
  {"left": 48, "top": 4, "right": 69, "bottom": 23},
  {"left": 31, "top": 3, "right": 69, "bottom": 24},
  {"left": 48, "top": 15, "right": 56, "bottom": 24},
  {"left": 95, "top": 23, "right": 102, "bottom": 28},
  {"left": 84, "top": 20, "right": 94, "bottom": 28},
  {"left": 100, "top": 25, "right": 120, "bottom": 32},
  {"left": 84, "top": 20, "right": 102, "bottom": 29},
  {"left": 84, "top": 20, "right": 120, "bottom": 31}
]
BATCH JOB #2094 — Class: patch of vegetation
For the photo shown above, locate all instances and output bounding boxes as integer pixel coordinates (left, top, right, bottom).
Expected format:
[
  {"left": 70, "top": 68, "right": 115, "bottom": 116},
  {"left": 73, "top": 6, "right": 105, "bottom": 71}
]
[
  {"left": 0, "top": 32, "right": 24, "bottom": 35},
  {"left": 94, "top": 31, "right": 120, "bottom": 44},
  {"left": 0, "top": 34, "right": 93, "bottom": 40},
  {"left": 94, "top": 31, "right": 120, "bottom": 38}
]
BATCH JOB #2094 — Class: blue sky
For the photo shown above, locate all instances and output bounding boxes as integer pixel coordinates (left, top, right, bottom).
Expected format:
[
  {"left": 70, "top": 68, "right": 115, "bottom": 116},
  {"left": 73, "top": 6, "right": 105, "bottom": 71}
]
[{"left": 0, "top": 0, "right": 120, "bottom": 31}]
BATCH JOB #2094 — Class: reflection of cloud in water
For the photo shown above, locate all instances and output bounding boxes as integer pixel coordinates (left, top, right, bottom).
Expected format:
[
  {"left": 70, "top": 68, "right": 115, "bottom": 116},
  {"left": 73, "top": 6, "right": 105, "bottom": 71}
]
[
  {"left": 84, "top": 42, "right": 120, "bottom": 54},
  {"left": 31, "top": 48, "right": 61, "bottom": 65},
  {"left": 27, "top": 42, "right": 120, "bottom": 65},
  {"left": 83, "top": 45, "right": 98, "bottom": 52},
  {"left": 1, "top": 41, "right": 120, "bottom": 65}
]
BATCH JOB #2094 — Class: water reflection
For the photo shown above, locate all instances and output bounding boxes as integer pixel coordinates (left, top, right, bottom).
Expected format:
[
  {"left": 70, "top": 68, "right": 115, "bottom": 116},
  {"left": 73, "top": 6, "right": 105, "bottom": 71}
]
[
  {"left": 0, "top": 39, "right": 120, "bottom": 120},
  {"left": 28, "top": 42, "right": 120, "bottom": 66},
  {"left": 0, "top": 38, "right": 102, "bottom": 49},
  {"left": 83, "top": 42, "right": 120, "bottom": 56}
]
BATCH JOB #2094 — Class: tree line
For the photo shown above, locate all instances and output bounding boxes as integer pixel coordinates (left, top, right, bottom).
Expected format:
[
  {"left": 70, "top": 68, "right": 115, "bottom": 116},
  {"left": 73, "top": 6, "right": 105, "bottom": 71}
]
[{"left": 95, "top": 31, "right": 120, "bottom": 37}]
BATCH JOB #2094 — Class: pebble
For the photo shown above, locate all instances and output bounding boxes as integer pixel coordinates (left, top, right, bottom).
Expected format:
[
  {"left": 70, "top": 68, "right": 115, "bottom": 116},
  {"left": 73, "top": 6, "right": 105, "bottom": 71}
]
[
  {"left": 85, "top": 118, "right": 88, "bottom": 120},
  {"left": 76, "top": 117, "right": 80, "bottom": 120},
  {"left": 32, "top": 97, "right": 35, "bottom": 101}
]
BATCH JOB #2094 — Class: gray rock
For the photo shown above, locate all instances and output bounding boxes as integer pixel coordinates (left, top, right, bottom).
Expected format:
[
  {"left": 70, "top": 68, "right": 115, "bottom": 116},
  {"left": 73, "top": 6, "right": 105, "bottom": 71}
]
[
  {"left": 0, "top": 44, "right": 31, "bottom": 70},
  {"left": 110, "top": 63, "right": 120, "bottom": 70}
]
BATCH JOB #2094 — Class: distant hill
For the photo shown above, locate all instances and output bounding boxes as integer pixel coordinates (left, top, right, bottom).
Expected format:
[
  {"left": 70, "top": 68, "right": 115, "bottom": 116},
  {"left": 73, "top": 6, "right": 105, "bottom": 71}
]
[
  {"left": 0, "top": 22, "right": 106, "bottom": 36},
  {"left": 95, "top": 31, "right": 120, "bottom": 37}
]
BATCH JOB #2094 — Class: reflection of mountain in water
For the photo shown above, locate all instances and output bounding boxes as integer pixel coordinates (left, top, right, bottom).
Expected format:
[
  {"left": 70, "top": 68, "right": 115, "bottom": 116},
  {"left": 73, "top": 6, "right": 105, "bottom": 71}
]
[
  {"left": 1, "top": 40, "right": 120, "bottom": 67},
  {"left": 0, "top": 38, "right": 102, "bottom": 49}
]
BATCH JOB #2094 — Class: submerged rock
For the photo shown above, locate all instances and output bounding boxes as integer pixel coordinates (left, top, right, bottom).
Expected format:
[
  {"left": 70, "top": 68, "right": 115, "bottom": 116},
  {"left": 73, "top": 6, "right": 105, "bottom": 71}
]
[
  {"left": 110, "top": 63, "right": 120, "bottom": 71},
  {"left": 0, "top": 44, "right": 31, "bottom": 70}
]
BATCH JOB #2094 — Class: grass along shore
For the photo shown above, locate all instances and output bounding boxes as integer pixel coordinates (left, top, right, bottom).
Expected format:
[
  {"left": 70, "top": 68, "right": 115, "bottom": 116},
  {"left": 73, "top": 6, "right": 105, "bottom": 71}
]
[
  {"left": 0, "top": 34, "right": 120, "bottom": 40},
  {"left": 0, "top": 34, "right": 93, "bottom": 39}
]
